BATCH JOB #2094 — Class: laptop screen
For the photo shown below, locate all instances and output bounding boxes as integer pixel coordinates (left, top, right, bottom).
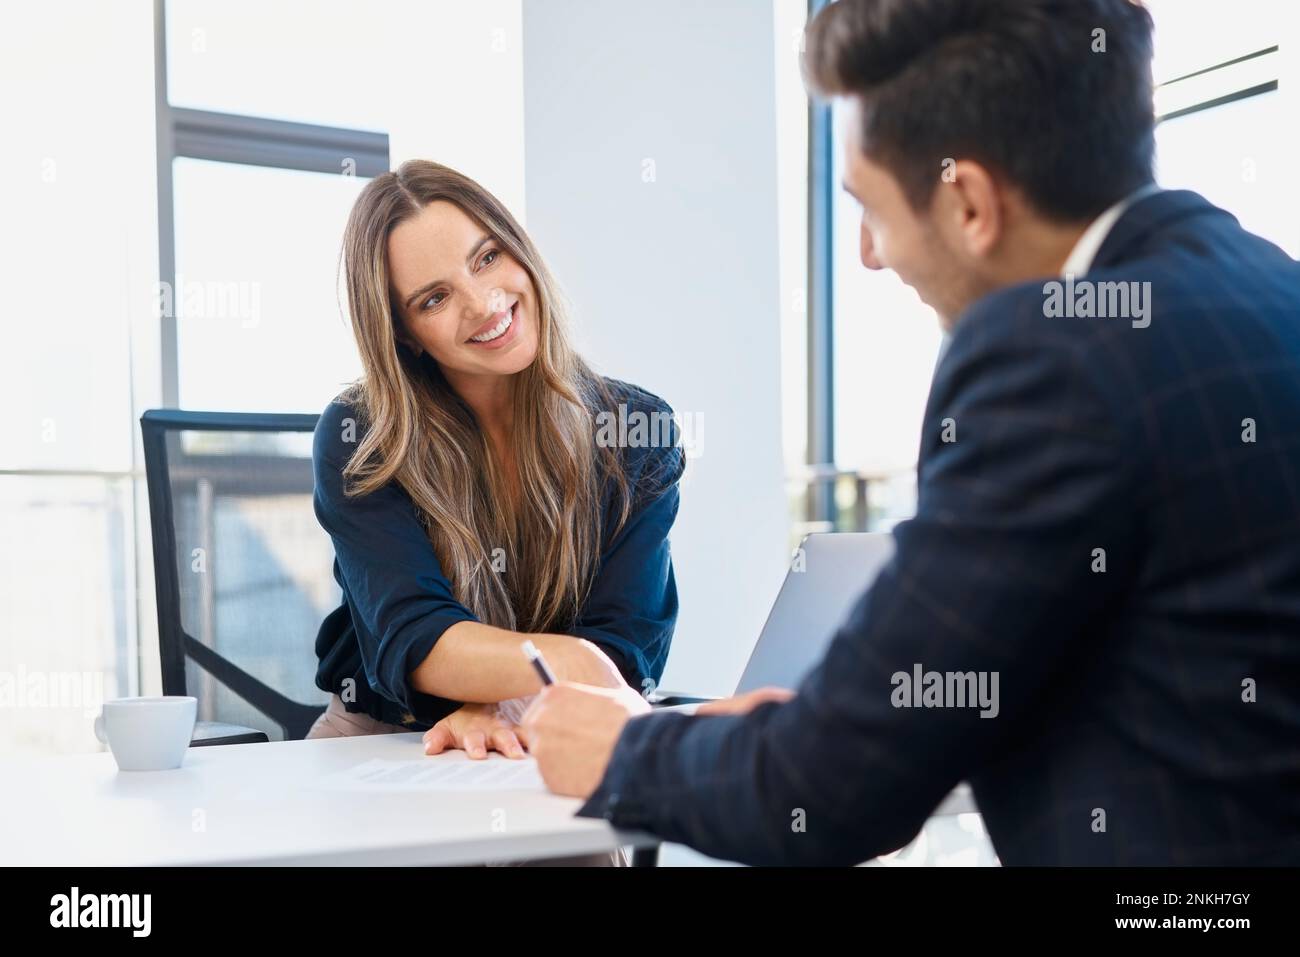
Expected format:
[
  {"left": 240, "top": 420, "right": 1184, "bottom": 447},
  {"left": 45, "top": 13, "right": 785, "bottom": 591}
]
[{"left": 735, "top": 533, "right": 896, "bottom": 694}]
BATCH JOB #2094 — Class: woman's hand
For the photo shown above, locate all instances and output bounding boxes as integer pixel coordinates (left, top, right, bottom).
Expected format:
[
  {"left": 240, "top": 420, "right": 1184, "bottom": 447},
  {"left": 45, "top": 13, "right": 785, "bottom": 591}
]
[{"left": 423, "top": 702, "right": 526, "bottom": 759}]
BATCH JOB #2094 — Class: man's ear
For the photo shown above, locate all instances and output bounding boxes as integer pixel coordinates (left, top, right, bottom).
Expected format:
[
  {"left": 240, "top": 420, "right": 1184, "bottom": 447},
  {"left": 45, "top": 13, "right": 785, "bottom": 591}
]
[{"left": 937, "top": 159, "right": 1002, "bottom": 259}]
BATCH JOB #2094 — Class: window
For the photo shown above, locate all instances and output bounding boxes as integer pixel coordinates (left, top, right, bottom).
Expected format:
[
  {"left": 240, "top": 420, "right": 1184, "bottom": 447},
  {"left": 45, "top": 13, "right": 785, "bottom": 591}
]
[
  {"left": 156, "top": 0, "right": 392, "bottom": 409},
  {"left": 156, "top": 0, "right": 527, "bottom": 411},
  {"left": 1, "top": 0, "right": 526, "bottom": 755},
  {"left": 828, "top": 100, "right": 942, "bottom": 527},
  {"left": 171, "top": 159, "right": 368, "bottom": 413},
  {"left": 1156, "top": 89, "right": 1297, "bottom": 258},
  {"left": 1149, "top": 0, "right": 1298, "bottom": 257},
  {"left": 1, "top": 0, "right": 157, "bottom": 755}
]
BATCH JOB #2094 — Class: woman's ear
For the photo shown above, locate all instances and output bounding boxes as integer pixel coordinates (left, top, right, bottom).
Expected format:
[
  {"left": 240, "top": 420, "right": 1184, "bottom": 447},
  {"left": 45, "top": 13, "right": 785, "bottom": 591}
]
[
  {"left": 391, "top": 310, "right": 423, "bottom": 357},
  {"left": 395, "top": 334, "right": 422, "bottom": 358}
]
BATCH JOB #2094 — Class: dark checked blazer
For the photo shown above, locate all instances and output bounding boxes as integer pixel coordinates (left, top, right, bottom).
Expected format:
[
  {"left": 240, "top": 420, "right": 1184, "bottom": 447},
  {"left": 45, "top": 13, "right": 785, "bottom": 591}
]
[{"left": 578, "top": 189, "right": 1300, "bottom": 865}]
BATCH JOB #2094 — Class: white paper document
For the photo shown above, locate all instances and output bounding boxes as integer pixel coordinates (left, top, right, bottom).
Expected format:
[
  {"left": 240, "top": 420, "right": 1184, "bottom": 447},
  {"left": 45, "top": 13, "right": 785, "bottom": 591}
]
[{"left": 318, "top": 755, "right": 546, "bottom": 792}]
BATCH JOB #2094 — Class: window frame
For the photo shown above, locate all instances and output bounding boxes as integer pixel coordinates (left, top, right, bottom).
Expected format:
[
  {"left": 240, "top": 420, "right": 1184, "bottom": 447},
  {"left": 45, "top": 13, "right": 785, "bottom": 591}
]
[{"left": 152, "top": 0, "right": 390, "bottom": 408}]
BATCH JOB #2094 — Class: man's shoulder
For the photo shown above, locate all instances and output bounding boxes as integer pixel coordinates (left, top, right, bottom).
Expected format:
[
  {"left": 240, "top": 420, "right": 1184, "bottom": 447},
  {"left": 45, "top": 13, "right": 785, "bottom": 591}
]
[
  {"left": 944, "top": 280, "right": 1094, "bottom": 373},
  {"left": 945, "top": 258, "right": 1179, "bottom": 369}
]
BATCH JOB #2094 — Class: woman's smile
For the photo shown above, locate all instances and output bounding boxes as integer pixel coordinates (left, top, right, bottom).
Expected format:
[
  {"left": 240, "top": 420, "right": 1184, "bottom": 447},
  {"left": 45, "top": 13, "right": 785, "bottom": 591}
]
[{"left": 465, "top": 300, "right": 522, "bottom": 351}]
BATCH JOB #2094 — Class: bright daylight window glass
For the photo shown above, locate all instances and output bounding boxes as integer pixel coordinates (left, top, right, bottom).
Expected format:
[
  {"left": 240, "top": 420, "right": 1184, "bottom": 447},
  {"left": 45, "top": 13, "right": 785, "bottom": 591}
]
[{"left": 171, "top": 159, "right": 367, "bottom": 414}]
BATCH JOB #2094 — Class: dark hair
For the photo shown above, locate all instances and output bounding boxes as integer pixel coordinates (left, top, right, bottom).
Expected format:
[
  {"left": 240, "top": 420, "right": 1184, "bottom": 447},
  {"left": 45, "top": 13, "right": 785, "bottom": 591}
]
[{"left": 804, "top": 0, "right": 1156, "bottom": 221}]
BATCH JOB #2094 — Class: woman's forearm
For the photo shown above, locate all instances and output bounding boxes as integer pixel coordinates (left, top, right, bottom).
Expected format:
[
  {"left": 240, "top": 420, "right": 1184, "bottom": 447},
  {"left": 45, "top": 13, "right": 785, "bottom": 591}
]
[
  {"left": 409, "top": 621, "right": 547, "bottom": 701},
  {"left": 408, "top": 622, "right": 622, "bottom": 702}
]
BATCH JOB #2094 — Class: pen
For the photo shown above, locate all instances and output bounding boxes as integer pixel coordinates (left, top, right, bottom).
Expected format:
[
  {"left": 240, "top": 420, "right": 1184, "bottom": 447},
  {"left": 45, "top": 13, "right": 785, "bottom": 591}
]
[{"left": 521, "top": 640, "right": 557, "bottom": 687}]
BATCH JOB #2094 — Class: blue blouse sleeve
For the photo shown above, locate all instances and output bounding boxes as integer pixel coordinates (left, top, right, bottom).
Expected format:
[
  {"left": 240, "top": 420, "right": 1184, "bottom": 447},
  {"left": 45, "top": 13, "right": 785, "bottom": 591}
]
[
  {"left": 568, "top": 439, "right": 686, "bottom": 693},
  {"left": 313, "top": 401, "right": 476, "bottom": 720}
]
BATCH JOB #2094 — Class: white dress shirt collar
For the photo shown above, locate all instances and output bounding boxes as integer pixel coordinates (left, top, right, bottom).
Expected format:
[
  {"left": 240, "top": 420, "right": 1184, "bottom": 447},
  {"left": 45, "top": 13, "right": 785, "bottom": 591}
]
[{"left": 1060, "top": 183, "right": 1163, "bottom": 278}]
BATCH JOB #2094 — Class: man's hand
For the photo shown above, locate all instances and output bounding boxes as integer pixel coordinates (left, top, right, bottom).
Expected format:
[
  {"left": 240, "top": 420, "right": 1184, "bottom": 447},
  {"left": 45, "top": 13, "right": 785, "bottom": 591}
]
[
  {"left": 423, "top": 702, "right": 525, "bottom": 759},
  {"left": 520, "top": 683, "right": 651, "bottom": 798},
  {"left": 694, "top": 686, "right": 795, "bottom": 716}
]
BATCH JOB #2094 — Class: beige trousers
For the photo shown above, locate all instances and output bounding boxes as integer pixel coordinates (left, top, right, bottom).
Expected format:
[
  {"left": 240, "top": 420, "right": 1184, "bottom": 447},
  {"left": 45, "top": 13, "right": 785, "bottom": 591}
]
[
  {"left": 307, "top": 694, "right": 628, "bottom": 867},
  {"left": 306, "top": 693, "right": 411, "bottom": 738}
]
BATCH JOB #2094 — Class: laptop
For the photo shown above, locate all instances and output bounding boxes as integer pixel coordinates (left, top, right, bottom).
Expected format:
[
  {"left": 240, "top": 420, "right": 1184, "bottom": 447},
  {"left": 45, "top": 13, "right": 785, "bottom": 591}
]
[{"left": 654, "top": 532, "right": 896, "bottom": 711}]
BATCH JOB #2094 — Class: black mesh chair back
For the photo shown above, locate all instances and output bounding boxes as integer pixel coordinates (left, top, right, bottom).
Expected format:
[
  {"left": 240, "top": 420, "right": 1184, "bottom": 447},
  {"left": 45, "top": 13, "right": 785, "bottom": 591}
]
[{"left": 141, "top": 410, "right": 333, "bottom": 742}]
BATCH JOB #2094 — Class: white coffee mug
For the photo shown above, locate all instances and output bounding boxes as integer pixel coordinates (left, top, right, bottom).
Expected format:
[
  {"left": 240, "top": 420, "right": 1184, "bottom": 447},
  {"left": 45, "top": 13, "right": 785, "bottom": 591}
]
[{"left": 93, "top": 696, "right": 197, "bottom": 771}]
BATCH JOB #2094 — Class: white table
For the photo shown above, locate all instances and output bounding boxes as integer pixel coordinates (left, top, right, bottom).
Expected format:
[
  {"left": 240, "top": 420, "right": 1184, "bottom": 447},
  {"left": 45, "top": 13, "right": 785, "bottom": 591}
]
[{"left": 0, "top": 733, "right": 652, "bottom": 866}]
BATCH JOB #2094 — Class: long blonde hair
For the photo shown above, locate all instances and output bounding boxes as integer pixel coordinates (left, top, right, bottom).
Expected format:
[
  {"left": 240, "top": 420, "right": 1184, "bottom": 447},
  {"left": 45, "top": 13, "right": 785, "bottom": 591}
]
[{"left": 339, "top": 160, "right": 629, "bottom": 633}]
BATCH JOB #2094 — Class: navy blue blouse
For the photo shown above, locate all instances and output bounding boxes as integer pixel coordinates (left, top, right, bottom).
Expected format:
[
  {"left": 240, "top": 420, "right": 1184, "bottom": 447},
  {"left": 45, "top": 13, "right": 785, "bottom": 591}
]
[{"left": 312, "top": 378, "right": 684, "bottom": 729}]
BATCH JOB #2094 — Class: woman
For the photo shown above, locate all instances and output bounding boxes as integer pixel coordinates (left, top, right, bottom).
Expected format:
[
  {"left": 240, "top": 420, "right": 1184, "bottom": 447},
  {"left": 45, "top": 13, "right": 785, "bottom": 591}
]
[{"left": 307, "top": 159, "right": 684, "bottom": 788}]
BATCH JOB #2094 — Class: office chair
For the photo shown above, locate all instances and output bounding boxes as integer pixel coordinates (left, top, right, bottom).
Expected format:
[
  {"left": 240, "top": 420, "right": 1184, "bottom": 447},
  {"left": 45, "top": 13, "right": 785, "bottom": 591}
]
[{"left": 141, "top": 410, "right": 334, "bottom": 745}]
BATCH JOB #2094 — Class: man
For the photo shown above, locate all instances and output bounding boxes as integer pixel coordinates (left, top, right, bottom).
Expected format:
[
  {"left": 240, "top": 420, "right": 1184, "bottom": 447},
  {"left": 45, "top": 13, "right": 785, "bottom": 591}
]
[{"left": 520, "top": 0, "right": 1300, "bottom": 865}]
